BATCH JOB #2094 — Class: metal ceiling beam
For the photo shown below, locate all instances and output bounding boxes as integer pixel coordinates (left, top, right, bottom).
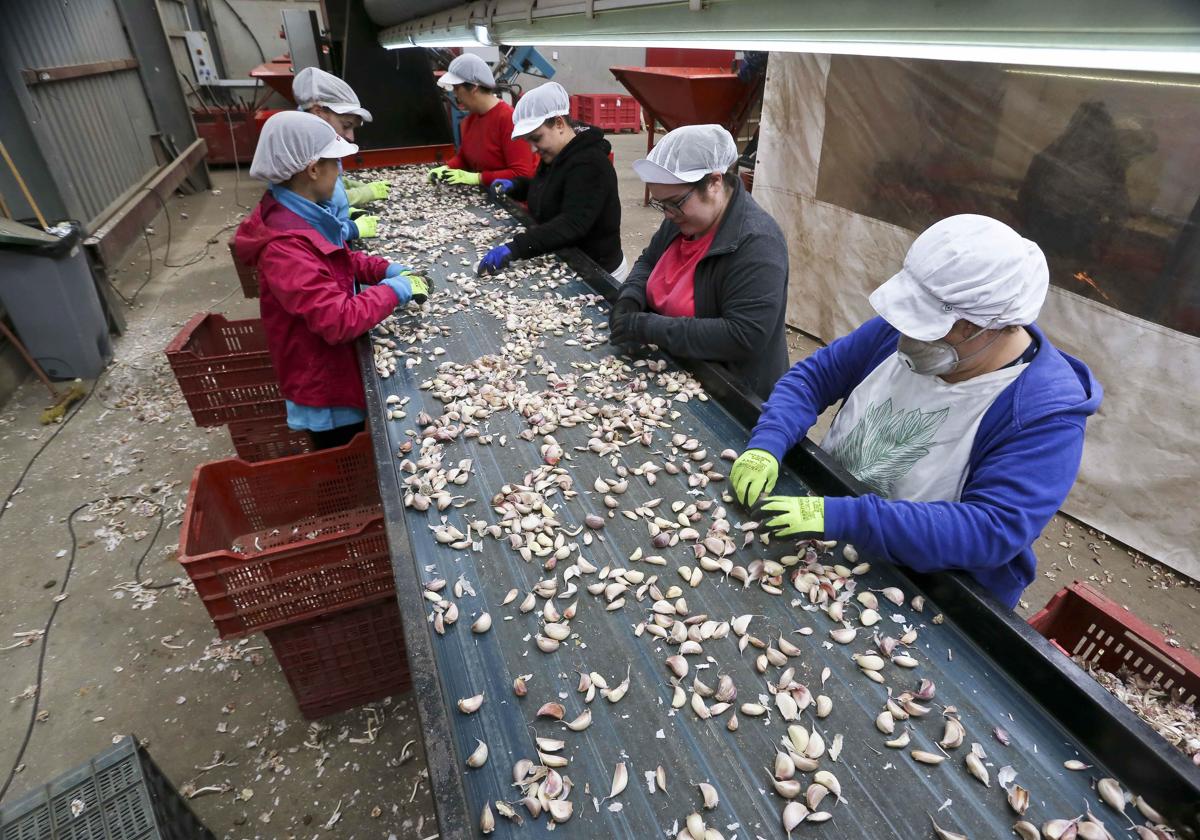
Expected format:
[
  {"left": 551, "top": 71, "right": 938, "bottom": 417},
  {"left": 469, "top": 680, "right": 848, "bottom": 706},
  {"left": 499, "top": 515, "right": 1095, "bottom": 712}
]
[{"left": 375, "top": 0, "right": 1200, "bottom": 73}]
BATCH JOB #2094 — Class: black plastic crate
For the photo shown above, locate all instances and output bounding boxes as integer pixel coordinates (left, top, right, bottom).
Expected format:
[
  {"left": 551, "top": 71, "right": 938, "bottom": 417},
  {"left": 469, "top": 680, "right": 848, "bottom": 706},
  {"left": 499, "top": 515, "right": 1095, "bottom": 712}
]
[{"left": 0, "top": 736, "right": 214, "bottom": 840}]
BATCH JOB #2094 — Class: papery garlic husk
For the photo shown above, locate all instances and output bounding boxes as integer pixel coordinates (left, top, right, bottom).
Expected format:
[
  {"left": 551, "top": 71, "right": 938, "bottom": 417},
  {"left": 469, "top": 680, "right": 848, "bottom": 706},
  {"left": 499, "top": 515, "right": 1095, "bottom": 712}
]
[{"left": 1007, "top": 784, "right": 1030, "bottom": 815}]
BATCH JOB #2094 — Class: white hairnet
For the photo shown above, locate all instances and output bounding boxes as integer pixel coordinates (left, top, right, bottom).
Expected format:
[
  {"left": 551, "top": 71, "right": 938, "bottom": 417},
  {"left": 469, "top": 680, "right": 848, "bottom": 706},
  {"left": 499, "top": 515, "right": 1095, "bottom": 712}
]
[
  {"left": 511, "top": 82, "right": 572, "bottom": 138},
  {"left": 292, "top": 67, "right": 372, "bottom": 122},
  {"left": 249, "top": 111, "right": 359, "bottom": 185},
  {"left": 870, "top": 214, "right": 1049, "bottom": 341},
  {"left": 632, "top": 124, "right": 738, "bottom": 184},
  {"left": 438, "top": 53, "right": 495, "bottom": 89}
]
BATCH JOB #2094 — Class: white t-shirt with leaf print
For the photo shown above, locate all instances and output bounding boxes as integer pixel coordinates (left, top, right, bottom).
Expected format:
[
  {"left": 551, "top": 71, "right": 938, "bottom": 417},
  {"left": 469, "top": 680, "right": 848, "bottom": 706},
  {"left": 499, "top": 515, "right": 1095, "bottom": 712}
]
[{"left": 820, "top": 353, "right": 1029, "bottom": 502}]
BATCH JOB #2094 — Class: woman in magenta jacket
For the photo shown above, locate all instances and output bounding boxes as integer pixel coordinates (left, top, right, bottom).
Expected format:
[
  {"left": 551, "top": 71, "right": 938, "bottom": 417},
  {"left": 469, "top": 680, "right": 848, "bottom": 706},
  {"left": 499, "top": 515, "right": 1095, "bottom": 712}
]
[{"left": 235, "top": 112, "right": 429, "bottom": 449}]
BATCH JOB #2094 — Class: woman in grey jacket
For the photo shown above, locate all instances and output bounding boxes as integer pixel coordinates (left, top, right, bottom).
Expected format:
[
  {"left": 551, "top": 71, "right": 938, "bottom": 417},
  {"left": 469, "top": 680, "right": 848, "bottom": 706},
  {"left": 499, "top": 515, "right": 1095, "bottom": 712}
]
[{"left": 609, "top": 125, "right": 790, "bottom": 400}]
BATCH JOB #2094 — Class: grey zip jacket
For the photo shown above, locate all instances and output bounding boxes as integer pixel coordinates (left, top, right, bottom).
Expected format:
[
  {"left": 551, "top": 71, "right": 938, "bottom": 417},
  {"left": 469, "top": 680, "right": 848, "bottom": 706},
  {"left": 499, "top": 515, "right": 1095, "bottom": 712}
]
[{"left": 616, "top": 179, "right": 790, "bottom": 400}]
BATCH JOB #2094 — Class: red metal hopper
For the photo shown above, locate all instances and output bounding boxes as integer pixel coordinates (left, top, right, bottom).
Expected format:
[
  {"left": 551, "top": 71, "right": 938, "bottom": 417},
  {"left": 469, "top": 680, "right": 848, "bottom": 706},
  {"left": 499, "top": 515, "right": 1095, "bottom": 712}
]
[{"left": 609, "top": 66, "right": 761, "bottom": 204}]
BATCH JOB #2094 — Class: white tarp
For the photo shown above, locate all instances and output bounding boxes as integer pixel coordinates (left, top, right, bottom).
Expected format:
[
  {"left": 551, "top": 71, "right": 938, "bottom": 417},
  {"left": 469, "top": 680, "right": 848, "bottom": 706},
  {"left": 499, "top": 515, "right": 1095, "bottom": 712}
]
[{"left": 755, "top": 52, "right": 1199, "bottom": 579}]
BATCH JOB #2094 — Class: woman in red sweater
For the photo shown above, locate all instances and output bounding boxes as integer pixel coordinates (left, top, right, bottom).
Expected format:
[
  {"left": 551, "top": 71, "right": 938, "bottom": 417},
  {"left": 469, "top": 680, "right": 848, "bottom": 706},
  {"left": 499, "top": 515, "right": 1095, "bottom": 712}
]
[{"left": 429, "top": 54, "right": 536, "bottom": 188}]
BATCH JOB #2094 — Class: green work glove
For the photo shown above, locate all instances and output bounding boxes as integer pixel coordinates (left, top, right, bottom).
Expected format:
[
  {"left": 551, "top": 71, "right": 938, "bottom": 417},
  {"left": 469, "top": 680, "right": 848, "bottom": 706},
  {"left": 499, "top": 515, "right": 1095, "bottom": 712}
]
[
  {"left": 444, "top": 168, "right": 482, "bottom": 186},
  {"left": 346, "top": 180, "right": 390, "bottom": 205},
  {"left": 354, "top": 215, "right": 379, "bottom": 239},
  {"left": 428, "top": 165, "right": 450, "bottom": 183},
  {"left": 756, "top": 495, "right": 826, "bottom": 539},
  {"left": 404, "top": 272, "right": 430, "bottom": 304},
  {"left": 729, "top": 449, "right": 779, "bottom": 507}
]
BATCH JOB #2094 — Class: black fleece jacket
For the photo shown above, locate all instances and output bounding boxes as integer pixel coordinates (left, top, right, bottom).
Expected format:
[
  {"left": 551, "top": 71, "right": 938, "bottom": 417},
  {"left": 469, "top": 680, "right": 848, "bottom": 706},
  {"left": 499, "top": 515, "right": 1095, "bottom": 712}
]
[
  {"left": 507, "top": 125, "right": 623, "bottom": 272},
  {"left": 616, "top": 180, "right": 790, "bottom": 401}
]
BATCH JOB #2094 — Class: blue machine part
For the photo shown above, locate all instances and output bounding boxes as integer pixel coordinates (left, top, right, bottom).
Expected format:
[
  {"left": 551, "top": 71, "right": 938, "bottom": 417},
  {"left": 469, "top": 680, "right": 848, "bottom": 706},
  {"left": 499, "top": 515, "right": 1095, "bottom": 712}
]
[{"left": 497, "top": 46, "right": 556, "bottom": 84}]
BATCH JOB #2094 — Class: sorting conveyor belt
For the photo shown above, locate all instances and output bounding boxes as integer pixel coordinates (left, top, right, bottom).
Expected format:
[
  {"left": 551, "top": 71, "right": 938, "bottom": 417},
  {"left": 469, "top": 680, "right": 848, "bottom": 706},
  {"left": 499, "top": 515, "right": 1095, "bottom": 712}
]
[{"left": 355, "top": 169, "right": 1200, "bottom": 840}]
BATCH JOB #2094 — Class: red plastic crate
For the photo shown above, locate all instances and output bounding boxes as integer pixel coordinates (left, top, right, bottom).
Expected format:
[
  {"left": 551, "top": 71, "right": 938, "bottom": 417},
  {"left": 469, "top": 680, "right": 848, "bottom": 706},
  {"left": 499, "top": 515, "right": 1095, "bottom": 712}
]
[
  {"left": 178, "top": 434, "right": 394, "bottom": 638},
  {"left": 165, "top": 313, "right": 284, "bottom": 427},
  {"left": 573, "top": 94, "right": 641, "bottom": 133},
  {"left": 1030, "top": 581, "right": 1200, "bottom": 704},
  {"left": 266, "top": 597, "right": 412, "bottom": 719},
  {"left": 228, "top": 417, "right": 311, "bottom": 462},
  {"left": 229, "top": 239, "right": 259, "bottom": 298},
  {"left": 192, "top": 109, "right": 258, "bottom": 165}
]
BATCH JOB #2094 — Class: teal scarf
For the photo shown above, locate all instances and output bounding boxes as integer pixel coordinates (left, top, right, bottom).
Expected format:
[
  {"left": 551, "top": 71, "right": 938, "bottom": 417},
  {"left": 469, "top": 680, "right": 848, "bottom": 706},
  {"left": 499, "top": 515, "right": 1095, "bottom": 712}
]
[{"left": 268, "top": 184, "right": 345, "bottom": 247}]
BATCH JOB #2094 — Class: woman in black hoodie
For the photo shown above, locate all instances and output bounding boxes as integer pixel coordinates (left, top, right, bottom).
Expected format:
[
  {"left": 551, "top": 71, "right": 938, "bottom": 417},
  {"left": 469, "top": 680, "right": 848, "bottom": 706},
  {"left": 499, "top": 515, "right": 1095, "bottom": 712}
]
[{"left": 477, "top": 83, "right": 626, "bottom": 279}]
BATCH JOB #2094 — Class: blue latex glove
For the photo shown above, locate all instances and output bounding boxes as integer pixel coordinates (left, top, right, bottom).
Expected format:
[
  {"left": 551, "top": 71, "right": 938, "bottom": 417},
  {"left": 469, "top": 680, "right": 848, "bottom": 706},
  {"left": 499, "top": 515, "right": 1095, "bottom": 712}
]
[
  {"left": 381, "top": 275, "right": 413, "bottom": 305},
  {"left": 384, "top": 264, "right": 430, "bottom": 304},
  {"left": 490, "top": 178, "right": 514, "bottom": 197},
  {"left": 477, "top": 244, "right": 514, "bottom": 275}
]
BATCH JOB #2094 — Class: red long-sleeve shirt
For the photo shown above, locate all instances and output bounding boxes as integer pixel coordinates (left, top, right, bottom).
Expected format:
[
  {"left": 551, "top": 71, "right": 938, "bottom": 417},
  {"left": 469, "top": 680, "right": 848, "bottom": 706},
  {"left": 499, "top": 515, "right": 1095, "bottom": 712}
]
[{"left": 447, "top": 100, "right": 537, "bottom": 186}]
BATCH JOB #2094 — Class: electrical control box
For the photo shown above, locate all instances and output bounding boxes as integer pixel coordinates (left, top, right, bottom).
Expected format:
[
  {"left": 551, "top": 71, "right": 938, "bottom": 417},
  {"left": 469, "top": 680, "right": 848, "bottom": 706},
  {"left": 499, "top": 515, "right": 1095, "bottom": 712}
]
[{"left": 184, "top": 30, "right": 218, "bottom": 85}]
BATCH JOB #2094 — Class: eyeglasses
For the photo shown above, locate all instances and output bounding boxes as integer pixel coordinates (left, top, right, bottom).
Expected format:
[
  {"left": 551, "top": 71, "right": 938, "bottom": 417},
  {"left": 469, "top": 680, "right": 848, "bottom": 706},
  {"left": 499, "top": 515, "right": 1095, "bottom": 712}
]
[{"left": 648, "top": 185, "right": 698, "bottom": 216}]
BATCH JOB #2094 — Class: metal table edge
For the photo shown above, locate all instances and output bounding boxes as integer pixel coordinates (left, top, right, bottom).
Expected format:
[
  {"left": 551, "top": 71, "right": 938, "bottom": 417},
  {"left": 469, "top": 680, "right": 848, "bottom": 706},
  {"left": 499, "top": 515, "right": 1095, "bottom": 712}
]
[{"left": 357, "top": 336, "right": 473, "bottom": 840}]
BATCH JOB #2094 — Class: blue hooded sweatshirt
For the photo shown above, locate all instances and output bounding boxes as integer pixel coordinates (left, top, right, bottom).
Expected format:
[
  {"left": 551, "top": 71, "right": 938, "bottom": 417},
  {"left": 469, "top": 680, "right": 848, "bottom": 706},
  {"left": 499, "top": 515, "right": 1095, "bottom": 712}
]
[{"left": 747, "top": 317, "right": 1102, "bottom": 609}]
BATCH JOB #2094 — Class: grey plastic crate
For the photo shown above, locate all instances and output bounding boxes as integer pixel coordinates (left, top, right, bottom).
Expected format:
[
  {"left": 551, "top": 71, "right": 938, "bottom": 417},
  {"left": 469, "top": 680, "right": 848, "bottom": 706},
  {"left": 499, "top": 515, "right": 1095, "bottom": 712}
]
[{"left": 0, "top": 735, "right": 214, "bottom": 840}]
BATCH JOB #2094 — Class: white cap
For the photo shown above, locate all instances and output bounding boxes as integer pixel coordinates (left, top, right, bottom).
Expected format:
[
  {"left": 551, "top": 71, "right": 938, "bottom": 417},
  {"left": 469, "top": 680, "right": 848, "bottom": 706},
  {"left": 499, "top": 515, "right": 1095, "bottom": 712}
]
[
  {"left": 633, "top": 124, "right": 738, "bottom": 184},
  {"left": 249, "top": 111, "right": 359, "bottom": 184},
  {"left": 292, "top": 67, "right": 372, "bottom": 123},
  {"left": 511, "top": 82, "right": 571, "bottom": 138},
  {"left": 438, "top": 53, "right": 495, "bottom": 89},
  {"left": 870, "top": 215, "right": 1049, "bottom": 341}
]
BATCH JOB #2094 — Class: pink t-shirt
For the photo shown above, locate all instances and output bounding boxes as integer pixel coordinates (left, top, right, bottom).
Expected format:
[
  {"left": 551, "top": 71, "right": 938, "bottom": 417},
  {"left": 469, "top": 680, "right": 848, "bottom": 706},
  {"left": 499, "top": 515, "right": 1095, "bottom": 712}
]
[{"left": 645, "top": 225, "right": 719, "bottom": 318}]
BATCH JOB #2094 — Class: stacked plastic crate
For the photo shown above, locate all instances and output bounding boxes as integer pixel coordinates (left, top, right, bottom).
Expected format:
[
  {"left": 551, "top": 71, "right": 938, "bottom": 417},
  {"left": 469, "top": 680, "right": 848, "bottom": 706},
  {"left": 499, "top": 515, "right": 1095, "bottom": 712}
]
[
  {"left": 570, "top": 94, "right": 642, "bottom": 133},
  {"left": 177, "top": 434, "right": 410, "bottom": 718},
  {"left": 167, "top": 313, "right": 410, "bottom": 718},
  {"left": 165, "top": 312, "right": 310, "bottom": 461}
]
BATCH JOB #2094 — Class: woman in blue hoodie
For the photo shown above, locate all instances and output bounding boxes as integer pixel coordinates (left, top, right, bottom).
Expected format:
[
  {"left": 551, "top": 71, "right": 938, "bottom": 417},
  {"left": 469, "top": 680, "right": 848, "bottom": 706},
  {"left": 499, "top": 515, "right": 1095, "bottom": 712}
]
[{"left": 729, "top": 215, "right": 1102, "bottom": 609}]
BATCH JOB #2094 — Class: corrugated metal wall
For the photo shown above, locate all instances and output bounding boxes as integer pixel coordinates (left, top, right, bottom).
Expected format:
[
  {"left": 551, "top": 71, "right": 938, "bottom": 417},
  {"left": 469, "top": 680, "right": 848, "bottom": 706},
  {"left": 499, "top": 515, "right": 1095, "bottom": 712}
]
[
  {"left": 1, "top": 0, "right": 160, "bottom": 223},
  {"left": 158, "top": 0, "right": 197, "bottom": 97}
]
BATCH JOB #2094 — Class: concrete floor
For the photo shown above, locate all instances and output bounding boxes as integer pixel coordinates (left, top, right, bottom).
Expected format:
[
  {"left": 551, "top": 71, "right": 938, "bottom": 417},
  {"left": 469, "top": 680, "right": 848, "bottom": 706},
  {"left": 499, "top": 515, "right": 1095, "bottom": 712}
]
[
  {"left": 0, "top": 137, "right": 1194, "bottom": 838},
  {"left": 0, "top": 170, "right": 436, "bottom": 838}
]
